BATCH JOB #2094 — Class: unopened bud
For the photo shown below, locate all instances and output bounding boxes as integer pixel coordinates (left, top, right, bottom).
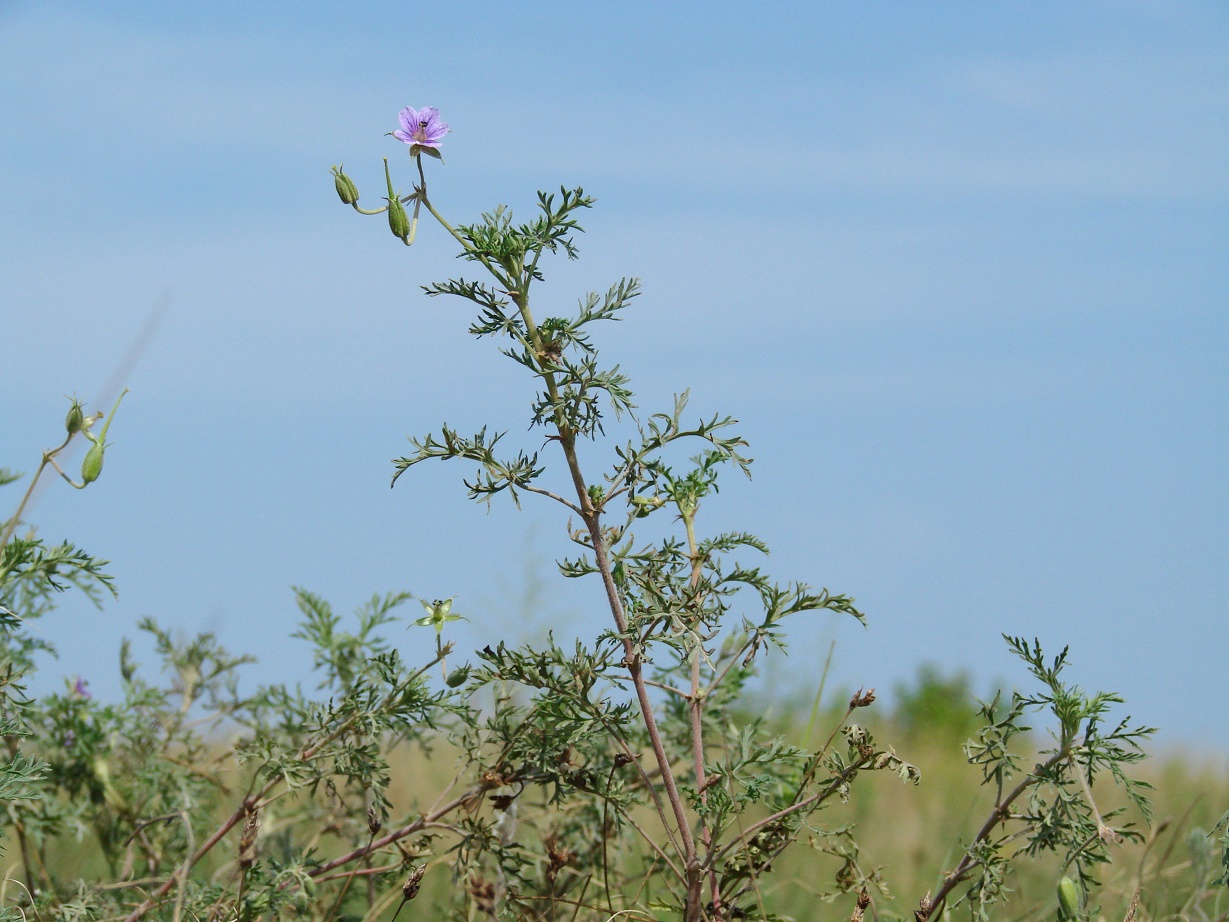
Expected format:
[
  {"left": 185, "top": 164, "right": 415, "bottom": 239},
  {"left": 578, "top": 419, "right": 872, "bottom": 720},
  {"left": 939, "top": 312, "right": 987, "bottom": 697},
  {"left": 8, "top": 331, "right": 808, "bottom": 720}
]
[
  {"left": 1057, "top": 877, "right": 1081, "bottom": 921},
  {"left": 65, "top": 399, "right": 85, "bottom": 436},
  {"left": 631, "top": 495, "right": 665, "bottom": 518},
  {"left": 332, "top": 165, "right": 360, "bottom": 205}
]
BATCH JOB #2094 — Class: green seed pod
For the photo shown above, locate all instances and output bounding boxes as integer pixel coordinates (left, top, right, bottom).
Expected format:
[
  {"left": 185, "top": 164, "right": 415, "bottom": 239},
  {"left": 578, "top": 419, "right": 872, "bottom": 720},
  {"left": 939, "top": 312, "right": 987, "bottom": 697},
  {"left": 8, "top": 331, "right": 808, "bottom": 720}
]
[
  {"left": 81, "top": 441, "right": 105, "bottom": 485},
  {"left": 331, "top": 165, "right": 359, "bottom": 205},
  {"left": 65, "top": 399, "right": 85, "bottom": 435},
  {"left": 383, "top": 158, "right": 410, "bottom": 240},
  {"left": 445, "top": 666, "right": 471, "bottom": 688},
  {"left": 77, "top": 389, "right": 127, "bottom": 488},
  {"left": 1057, "top": 877, "right": 1081, "bottom": 921},
  {"left": 387, "top": 196, "right": 410, "bottom": 240}
]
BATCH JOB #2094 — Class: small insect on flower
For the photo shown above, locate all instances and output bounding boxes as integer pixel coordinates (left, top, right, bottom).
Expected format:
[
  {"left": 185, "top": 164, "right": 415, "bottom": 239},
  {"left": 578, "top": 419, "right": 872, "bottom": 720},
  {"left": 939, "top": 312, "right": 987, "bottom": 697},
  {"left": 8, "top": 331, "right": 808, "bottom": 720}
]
[{"left": 393, "top": 106, "right": 449, "bottom": 152}]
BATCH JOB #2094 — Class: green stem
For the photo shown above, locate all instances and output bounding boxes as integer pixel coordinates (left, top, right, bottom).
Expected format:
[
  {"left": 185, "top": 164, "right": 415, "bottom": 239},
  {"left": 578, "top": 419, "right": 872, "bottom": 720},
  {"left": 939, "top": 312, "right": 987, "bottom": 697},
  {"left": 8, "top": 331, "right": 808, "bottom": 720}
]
[
  {"left": 1, "top": 429, "right": 73, "bottom": 547},
  {"left": 412, "top": 155, "right": 518, "bottom": 294}
]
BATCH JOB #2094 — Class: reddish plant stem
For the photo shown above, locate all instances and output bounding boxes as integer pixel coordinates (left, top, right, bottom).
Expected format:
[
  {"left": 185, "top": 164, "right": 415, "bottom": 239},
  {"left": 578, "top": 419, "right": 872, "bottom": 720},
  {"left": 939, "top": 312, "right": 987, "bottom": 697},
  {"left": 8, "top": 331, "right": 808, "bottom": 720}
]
[
  {"left": 556, "top": 423, "right": 701, "bottom": 916},
  {"left": 315, "top": 863, "right": 401, "bottom": 884},
  {"left": 306, "top": 787, "right": 485, "bottom": 880},
  {"left": 122, "top": 799, "right": 252, "bottom": 922},
  {"left": 578, "top": 486, "right": 699, "bottom": 859},
  {"left": 122, "top": 654, "right": 447, "bottom": 922},
  {"left": 682, "top": 511, "right": 722, "bottom": 919},
  {"left": 925, "top": 746, "right": 1072, "bottom": 920},
  {"left": 509, "top": 287, "right": 700, "bottom": 915}
]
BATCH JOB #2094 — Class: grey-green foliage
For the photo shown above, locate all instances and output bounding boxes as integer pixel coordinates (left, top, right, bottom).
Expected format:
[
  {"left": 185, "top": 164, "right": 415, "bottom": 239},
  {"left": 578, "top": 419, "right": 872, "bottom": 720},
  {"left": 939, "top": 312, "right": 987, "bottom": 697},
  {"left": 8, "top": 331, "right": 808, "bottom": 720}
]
[
  {"left": 938, "top": 638, "right": 1156, "bottom": 922},
  {"left": 354, "top": 144, "right": 1162, "bottom": 921},
  {"left": 1, "top": 453, "right": 116, "bottom": 903},
  {"left": 0, "top": 128, "right": 1193, "bottom": 922}
]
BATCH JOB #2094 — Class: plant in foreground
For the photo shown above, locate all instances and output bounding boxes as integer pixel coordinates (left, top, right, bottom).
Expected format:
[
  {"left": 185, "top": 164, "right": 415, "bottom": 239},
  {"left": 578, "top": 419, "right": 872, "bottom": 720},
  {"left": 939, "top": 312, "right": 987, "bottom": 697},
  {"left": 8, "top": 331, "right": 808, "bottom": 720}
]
[{"left": 0, "top": 107, "right": 1196, "bottom": 922}]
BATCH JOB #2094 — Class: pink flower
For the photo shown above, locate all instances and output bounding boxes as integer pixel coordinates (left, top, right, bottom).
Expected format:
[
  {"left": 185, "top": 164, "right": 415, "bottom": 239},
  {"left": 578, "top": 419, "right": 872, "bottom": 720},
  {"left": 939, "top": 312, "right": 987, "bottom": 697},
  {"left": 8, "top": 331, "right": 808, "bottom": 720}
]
[{"left": 393, "top": 106, "right": 449, "bottom": 150}]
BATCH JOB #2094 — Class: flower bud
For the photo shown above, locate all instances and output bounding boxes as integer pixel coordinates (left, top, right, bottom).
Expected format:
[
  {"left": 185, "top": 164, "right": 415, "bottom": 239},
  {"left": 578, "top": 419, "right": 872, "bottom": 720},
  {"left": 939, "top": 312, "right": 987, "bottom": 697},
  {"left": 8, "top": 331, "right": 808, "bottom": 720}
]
[
  {"left": 331, "top": 165, "right": 359, "bottom": 205},
  {"left": 445, "top": 666, "right": 471, "bottom": 688},
  {"left": 65, "top": 399, "right": 85, "bottom": 435},
  {"left": 81, "top": 441, "right": 105, "bottom": 485},
  {"left": 1057, "top": 877, "right": 1081, "bottom": 921}
]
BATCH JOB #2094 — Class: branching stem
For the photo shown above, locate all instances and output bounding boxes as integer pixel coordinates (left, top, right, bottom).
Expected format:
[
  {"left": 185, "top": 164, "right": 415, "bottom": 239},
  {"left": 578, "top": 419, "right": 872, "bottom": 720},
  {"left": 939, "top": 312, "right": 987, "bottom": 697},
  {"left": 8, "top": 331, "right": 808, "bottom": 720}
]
[
  {"left": 121, "top": 650, "right": 450, "bottom": 922},
  {"left": 926, "top": 745, "right": 1074, "bottom": 919}
]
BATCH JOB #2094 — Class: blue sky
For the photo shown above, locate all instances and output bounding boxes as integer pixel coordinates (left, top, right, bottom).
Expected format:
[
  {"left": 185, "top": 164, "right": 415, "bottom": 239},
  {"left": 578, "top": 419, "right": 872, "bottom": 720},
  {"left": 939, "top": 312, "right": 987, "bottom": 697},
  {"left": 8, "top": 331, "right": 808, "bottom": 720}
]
[{"left": 3, "top": 2, "right": 1227, "bottom": 749}]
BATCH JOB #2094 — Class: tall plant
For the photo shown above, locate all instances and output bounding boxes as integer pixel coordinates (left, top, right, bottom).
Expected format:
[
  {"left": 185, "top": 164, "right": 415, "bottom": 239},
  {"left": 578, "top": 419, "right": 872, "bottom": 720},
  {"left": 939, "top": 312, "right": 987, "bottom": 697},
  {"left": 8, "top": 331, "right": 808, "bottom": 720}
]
[
  {"left": 322, "top": 107, "right": 1157, "bottom": 921},
  {"left": 0, "top": 108, "right": 1174, "bottom": 922}
]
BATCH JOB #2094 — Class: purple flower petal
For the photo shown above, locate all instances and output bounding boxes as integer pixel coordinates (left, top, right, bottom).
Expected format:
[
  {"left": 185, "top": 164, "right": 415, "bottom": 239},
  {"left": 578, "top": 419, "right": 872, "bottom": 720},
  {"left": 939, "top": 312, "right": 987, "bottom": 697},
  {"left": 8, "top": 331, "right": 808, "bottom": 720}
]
[{"left": 394, "top": 105, "right": 449, "bottom": 150}]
